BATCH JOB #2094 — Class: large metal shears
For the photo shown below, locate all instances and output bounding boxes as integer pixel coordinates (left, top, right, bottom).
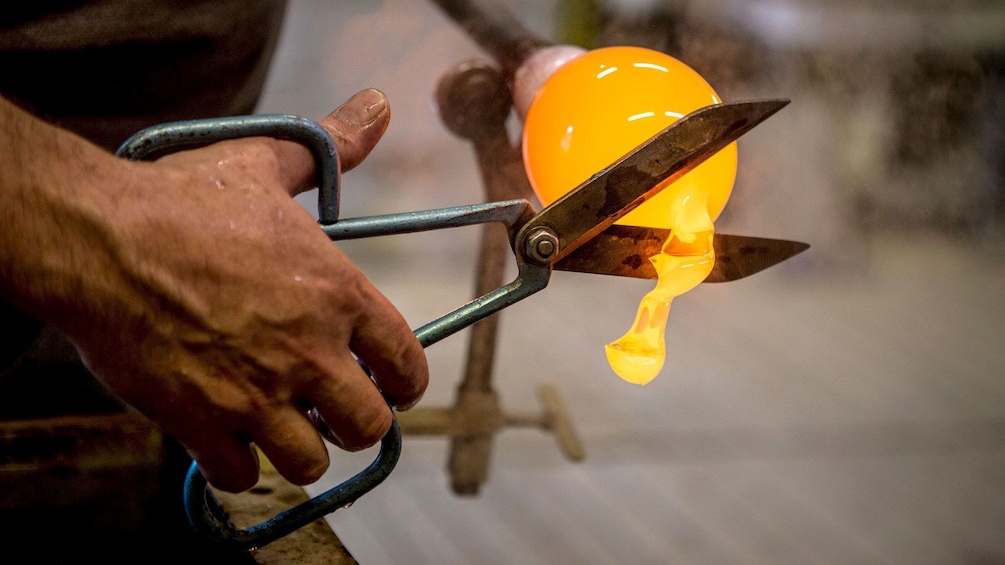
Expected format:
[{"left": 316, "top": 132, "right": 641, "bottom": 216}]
[{"left": 117, "top": 98, "right": 806, "bottom": 550}]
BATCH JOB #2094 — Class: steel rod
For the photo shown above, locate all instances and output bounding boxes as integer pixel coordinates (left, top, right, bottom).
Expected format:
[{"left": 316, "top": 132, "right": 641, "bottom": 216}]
[{"left": 321, "top": 200, "right": 528, "bottom": 240}]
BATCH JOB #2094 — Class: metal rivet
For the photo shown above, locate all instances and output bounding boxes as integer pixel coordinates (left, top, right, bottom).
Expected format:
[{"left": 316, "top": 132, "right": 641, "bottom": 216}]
[{"left": 525, "top": 228, "right": 560, "bottom": 264}]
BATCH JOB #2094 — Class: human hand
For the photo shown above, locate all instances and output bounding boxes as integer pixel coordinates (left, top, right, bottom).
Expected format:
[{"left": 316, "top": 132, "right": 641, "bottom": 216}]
[{"left": 63, "top": 89, "right": 427, "bottom": 492}]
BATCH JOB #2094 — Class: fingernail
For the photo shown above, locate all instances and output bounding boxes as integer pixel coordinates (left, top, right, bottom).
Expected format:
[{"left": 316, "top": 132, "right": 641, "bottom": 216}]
[{"left": 336, "top": 88, "right": 387, "bottom": 127}]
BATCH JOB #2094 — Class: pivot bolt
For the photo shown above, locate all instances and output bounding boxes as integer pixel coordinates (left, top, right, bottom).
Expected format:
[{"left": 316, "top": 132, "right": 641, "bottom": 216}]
[{"left": 525, "top": 228, "right": 560, "bottom": 264}]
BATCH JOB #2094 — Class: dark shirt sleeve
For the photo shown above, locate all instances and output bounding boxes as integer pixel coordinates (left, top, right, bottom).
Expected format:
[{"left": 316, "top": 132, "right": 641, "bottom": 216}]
[{"left": 0, "top": 0, "right": 288, "bottom": 150}]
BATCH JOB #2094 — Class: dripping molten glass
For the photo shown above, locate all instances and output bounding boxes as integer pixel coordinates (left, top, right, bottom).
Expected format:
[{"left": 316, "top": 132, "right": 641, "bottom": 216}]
[{"left": 521, "top": 46, "right": 736, "bottom": 385}]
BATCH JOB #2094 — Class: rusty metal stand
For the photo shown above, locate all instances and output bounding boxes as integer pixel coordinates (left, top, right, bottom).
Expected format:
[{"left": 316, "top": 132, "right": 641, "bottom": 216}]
[{"left": 395, "top": 61, "right": 584, "bottom": 495}]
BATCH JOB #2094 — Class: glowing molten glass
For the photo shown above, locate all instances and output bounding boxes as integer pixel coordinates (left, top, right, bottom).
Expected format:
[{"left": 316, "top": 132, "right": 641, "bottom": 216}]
[{"left": 521, "top": 46, "right": 736, "bottom": 385}]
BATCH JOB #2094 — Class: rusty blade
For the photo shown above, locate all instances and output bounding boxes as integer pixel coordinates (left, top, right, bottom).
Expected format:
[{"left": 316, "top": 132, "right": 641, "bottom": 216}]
[
  {"left": 554, "top": 224, "right": 810, "bottom": 282},
  {"left": 521, "top": 99, "right": 790, "bottom": 263}
]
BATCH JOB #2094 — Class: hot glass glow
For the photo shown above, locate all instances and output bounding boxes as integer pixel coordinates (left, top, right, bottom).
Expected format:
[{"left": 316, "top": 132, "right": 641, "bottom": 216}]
[{"left": 521, "top": 46, "right": 736, "bottom": 385}]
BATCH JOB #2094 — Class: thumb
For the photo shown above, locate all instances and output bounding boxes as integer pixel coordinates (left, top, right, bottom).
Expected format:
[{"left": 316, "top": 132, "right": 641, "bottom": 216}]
[
  {"left": 277, "top": 88, "right": 390, "bottom": 196},
  {"left": 322, "top": 88, "right": 391, "bottom": 173}
]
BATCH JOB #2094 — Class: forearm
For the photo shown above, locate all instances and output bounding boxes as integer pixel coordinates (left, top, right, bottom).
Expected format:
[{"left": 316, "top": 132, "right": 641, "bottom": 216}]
[{"left": 0, "top": 96, "right": 138, "bottom": 337}]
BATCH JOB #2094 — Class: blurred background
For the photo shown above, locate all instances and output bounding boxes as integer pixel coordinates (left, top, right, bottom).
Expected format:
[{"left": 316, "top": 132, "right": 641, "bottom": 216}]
[{"left": 256, "top": 0, "right": 1004, "bottom": 563}]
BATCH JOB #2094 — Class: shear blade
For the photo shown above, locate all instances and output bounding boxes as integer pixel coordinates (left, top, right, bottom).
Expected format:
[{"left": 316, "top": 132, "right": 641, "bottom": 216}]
[
  {"left": 525, "top": 99, "right": 790, "bottom": 263},
  {"left": 554, "top": 224, "right": 809, "bottom": 282}
]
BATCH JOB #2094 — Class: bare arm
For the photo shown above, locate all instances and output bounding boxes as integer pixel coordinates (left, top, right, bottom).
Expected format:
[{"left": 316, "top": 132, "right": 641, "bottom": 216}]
[{"left": 0, "top": 90, "right": 428, "bottom": 492}]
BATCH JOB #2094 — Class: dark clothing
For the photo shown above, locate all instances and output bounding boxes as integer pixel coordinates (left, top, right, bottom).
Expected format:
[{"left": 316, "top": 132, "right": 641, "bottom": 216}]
[{"left": 0, "top": 0, "right": 288, "bottom": 150}]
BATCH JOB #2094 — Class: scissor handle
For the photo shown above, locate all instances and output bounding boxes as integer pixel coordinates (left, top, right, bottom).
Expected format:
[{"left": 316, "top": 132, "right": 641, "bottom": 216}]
[
  {"left": 319, "top": 198, "right": 548, "bottom": 348},
  {"left": 116, "top": 113, "right": 342, "bottom": 223},
  {"left": 183, "top": 420, "right": 401, "bottom": 551},
  {"left": 117, "top": 115, "right": 406, "bottom": 550}
]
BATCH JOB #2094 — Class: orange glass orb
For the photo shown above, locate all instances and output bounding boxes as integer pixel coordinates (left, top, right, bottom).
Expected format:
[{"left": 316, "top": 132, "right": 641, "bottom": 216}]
[{"left": 521, "top": 46, "right": 737, "bottom": 227}]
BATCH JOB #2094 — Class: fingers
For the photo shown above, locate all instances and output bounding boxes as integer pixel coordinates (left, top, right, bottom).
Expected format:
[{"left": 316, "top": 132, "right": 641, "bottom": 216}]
[
  {"left": 322, "top": 88, "right": 391, "bottom": 172},
  {"left": 275, "top": 88, "right": 391, "bottom": 195},
  {"left": 246, "top": 406, "right": 331, "bottom": 486},
  {"left": 185, "top": 431, "right": 261, "bottom": 493},
  {"left": 294, "top": 282, "right": 426, "bottom": 454},
  {"left": 212, "top": 347, "right": 404, "bottom": 490},
  {"left": 187, "top": 412, "right": 329, "bottom": 491},
  {"left": 309, "top": 352, "right": 395, "bottom": 451},
  {"left": 349, "top": 284, "right": 429, "bottom": 411}
]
